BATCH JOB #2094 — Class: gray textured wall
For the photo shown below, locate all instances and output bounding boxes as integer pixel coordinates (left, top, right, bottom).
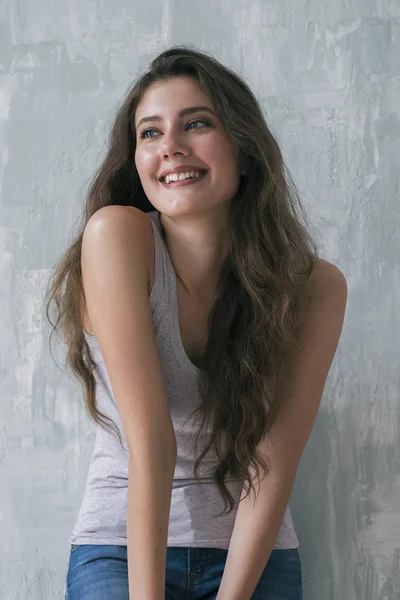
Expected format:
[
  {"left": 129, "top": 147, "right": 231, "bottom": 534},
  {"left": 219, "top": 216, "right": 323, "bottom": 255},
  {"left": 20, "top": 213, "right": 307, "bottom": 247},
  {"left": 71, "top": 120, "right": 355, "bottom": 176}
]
[{"left": 1, "top": 1, "right": 399, "bottom": 599}]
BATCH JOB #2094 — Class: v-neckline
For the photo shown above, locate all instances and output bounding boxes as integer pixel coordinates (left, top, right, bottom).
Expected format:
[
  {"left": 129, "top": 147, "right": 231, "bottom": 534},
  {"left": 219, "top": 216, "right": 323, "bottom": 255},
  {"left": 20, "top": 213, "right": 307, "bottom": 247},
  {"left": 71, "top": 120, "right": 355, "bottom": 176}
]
[{"left": 156, "top": 211, "right": 202, "bottom": 377}]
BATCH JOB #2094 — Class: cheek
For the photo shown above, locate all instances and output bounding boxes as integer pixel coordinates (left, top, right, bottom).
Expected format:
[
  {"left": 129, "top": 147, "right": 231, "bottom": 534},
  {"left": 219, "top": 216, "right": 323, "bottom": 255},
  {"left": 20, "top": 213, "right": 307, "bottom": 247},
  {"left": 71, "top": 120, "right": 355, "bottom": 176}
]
[
  {"left": 135, "top": 149, "right": 158, "bottom": 182},
  {"left": 207, "top": 139, "right": 240, "bottom": 179},
  {"left": 201, "top": 132, "right": 238, "bottom": 165}
]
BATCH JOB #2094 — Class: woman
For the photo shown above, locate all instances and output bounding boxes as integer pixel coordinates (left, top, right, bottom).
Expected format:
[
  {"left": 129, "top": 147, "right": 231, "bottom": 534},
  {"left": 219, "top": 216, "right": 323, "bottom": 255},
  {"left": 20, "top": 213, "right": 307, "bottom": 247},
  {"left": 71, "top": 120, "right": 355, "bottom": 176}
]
[{"left": 46, "top": 45, "right": 347, "bottom": 600}]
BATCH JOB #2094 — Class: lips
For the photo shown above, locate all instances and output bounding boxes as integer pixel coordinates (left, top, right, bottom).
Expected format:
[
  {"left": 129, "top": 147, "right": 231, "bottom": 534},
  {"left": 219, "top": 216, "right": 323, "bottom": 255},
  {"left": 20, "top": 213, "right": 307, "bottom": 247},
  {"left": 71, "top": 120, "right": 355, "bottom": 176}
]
[
  {"left": 158, "top": 166, "right": 208, "bottom": 182},
  {"left": 160, "top": 170, "right": 208, "bottom": 187}
]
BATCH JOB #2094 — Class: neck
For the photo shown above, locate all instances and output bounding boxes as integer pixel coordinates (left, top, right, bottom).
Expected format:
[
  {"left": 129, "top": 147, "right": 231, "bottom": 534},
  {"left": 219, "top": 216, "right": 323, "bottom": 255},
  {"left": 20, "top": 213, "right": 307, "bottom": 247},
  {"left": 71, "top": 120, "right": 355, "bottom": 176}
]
[{"left": 159, "top": 208, "right": 231, "bottom": 301}]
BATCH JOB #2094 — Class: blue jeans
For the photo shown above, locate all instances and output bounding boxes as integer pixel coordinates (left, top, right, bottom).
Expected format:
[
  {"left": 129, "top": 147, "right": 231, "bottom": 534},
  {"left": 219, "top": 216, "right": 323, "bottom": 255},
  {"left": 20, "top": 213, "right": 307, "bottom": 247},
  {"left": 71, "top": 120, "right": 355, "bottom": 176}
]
[{"left": 65, "top": 544, "right": 302, "bottom": 599}]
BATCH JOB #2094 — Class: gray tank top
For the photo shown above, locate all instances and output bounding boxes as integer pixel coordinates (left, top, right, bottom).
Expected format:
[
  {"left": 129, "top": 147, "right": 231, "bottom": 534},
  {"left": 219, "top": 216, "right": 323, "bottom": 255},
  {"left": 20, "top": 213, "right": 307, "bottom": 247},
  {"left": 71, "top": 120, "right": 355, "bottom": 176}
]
[{"left": 70, "top": 210, "right": 299, "bottom": 549}]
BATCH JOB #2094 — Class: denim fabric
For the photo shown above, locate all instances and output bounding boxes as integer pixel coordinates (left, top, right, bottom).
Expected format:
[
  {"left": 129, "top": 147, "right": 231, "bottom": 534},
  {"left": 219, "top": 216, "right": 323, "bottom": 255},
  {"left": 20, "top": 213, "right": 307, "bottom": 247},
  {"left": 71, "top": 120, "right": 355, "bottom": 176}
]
[{"left": 65, "top": 543, "right": 302, "bottom": 599}]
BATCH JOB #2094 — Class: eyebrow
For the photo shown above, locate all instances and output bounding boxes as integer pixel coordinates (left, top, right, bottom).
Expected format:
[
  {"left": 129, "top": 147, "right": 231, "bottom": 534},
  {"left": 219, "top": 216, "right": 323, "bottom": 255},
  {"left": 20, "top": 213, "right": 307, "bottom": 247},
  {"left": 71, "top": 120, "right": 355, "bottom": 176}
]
[{"left": 135, "top": 106, "right": 216, "bottom": 131}]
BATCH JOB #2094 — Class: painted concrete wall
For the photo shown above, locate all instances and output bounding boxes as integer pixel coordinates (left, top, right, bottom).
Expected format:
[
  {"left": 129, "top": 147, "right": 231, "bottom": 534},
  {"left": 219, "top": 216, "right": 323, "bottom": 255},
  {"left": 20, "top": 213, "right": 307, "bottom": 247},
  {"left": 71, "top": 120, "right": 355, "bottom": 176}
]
[{"left": 1, "top": 1, "right": 399, "bottom": 598}]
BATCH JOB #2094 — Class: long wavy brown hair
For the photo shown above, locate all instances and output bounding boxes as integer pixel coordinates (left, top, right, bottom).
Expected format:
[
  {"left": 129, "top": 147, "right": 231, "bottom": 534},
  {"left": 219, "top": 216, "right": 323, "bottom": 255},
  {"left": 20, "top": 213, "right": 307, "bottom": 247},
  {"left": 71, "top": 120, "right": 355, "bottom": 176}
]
[{"left": 45, "top": 45, "right": 319, "bottom": 517}]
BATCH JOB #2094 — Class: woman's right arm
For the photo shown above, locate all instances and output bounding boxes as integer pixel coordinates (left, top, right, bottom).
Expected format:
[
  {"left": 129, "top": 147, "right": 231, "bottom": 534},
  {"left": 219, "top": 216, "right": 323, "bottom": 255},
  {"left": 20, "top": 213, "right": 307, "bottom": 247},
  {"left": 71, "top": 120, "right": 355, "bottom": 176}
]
[{"left": 81, "top": 205, "right": 177, "bottom": 600}]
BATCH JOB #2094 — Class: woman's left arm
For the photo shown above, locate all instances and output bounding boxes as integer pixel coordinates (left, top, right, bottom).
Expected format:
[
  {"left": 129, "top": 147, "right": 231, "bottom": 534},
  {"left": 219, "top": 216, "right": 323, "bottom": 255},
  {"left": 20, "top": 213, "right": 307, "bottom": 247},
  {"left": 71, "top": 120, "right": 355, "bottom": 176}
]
[{"left": 216, "top": 260, "right": 348, "bottom": 600}]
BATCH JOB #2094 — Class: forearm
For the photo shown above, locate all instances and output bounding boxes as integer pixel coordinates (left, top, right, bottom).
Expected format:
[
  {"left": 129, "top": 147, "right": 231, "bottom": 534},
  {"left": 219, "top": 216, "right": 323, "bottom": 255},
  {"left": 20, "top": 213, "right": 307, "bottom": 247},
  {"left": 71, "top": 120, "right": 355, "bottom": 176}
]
[
  {"left": 127, "top": 453, "right": 176, "bottom": 600},
  {"left": 216, "top": 463, "right": 294, "bottom": 600}
]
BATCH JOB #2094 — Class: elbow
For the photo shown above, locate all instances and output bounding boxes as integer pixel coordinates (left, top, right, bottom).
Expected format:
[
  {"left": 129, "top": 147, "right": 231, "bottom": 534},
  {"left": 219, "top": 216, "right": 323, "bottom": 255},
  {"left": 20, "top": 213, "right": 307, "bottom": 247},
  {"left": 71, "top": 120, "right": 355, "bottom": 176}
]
[{"left": 127, "top": 434, "right": 177, "bottom": 467}]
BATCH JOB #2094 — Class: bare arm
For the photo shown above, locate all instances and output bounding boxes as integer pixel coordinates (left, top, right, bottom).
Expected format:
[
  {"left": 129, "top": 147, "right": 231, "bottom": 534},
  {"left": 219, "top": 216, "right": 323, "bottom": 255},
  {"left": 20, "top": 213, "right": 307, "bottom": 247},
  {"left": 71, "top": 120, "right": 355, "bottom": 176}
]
[
  {"left": 216, "top": 261, "right": 348, "bottom": 600},
  {"left": 127, "top": 455, "right": 175, "bottom": 599},
  {"left": 81, "top": 205, "right": 177, "bottom": 600}
]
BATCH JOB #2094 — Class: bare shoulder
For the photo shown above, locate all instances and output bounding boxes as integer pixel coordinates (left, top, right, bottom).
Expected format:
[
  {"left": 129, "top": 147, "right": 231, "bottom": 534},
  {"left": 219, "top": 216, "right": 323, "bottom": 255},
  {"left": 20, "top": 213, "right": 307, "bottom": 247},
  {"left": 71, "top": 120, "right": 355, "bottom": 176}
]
[
  {"left": 300, "top": 258, "right": 347, "bottom": 328},
  {"left": 310, "top": 258, "right": 347, "bottom": 297},
  {"left": 83, "top": 205, "right": 154, "bottom": 282},
  {"left": 81, "top": 206, "right": 155, "bottom": 334},
  {"left": 294, "top": 258, "right": 347, "bottom": 324},
  {"left": 84, "top": 205, "right": 153, "bottom": 246}
]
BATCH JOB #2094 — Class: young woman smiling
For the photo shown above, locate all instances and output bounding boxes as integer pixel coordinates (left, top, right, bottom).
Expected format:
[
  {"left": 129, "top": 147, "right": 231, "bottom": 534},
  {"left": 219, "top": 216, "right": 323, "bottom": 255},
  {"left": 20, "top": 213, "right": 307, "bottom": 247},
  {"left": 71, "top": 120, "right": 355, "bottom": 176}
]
[{"left": 46, "top": 46, "right": 347, "bottom": 600}]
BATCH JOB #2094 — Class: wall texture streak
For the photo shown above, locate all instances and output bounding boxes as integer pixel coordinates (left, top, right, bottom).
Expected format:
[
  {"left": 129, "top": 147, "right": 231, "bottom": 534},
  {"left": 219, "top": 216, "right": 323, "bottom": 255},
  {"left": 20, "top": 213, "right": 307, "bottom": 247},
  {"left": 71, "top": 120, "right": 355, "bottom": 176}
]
[{"left": 0, "top": 1, "right": 399, "bottom": 599}]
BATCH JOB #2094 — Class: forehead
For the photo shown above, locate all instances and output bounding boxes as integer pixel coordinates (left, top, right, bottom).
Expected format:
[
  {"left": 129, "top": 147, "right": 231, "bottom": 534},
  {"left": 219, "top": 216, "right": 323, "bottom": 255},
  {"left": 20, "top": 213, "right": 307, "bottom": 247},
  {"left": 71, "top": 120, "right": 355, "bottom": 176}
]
[{"left": 134, "top": 76, "right": 214, "bottom": 124}]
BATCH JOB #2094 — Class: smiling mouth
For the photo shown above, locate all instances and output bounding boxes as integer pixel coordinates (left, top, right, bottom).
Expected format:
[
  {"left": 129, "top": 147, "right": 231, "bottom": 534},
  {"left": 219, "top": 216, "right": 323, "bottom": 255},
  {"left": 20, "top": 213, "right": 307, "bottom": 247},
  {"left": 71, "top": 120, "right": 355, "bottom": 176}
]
[{"left": 160, "top": 169, "right": 208, "bottom": 185}]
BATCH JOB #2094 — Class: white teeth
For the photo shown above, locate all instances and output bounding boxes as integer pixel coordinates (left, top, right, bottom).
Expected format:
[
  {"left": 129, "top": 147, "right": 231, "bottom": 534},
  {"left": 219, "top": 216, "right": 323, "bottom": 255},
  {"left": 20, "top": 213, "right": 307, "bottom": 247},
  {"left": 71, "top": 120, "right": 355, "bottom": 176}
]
[{"left": 164, "top": 170, "right": 203, "bottom": 184}]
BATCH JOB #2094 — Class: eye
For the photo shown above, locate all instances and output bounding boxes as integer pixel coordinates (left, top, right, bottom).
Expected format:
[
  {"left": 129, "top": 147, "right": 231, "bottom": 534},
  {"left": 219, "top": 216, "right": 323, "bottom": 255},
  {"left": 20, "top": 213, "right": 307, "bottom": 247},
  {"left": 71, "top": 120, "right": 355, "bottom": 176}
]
[
  {"left": 187, "top": 119, "right": 209, "bottom": 130},
  {"left": 138, "top": 119, "right": 210, "bottom": 140},
  {"left": 139, "top": 128, "right": 158, "bottom": 139}
]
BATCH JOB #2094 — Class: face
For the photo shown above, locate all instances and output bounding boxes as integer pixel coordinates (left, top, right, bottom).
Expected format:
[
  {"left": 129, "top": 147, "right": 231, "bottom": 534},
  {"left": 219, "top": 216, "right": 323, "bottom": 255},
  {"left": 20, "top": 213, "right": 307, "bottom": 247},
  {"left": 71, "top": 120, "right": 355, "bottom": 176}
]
[{"left": 134, "top": 76, "right": 241, "bottom": 217}]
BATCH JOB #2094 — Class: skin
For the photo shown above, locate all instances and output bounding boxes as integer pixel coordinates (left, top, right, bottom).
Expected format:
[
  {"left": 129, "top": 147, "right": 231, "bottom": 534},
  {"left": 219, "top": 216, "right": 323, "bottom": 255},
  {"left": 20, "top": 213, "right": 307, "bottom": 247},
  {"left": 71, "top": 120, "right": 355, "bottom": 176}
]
[{"left": 134, "top": 76, "right": 242, "bottom": 303}]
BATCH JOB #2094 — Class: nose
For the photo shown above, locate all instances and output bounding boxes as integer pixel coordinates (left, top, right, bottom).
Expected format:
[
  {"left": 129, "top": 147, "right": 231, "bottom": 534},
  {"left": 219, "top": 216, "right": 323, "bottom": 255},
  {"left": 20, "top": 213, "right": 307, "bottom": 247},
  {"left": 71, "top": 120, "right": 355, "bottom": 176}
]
[{"left": 160, "top": 129, "right": 190, "bottom": 159}]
